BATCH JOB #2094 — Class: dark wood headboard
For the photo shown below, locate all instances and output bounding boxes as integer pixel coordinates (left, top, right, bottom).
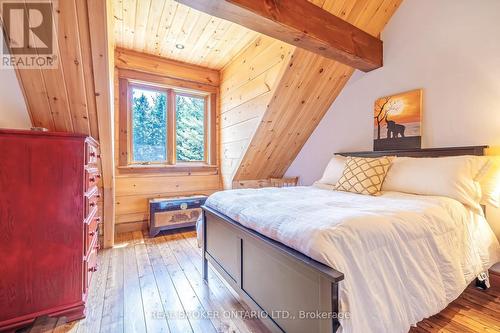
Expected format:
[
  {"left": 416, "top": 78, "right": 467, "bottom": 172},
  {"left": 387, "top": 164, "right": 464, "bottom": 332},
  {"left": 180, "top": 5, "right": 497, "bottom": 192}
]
[{"left": 336, "top": 146, "right": 488, "bottom": 158}]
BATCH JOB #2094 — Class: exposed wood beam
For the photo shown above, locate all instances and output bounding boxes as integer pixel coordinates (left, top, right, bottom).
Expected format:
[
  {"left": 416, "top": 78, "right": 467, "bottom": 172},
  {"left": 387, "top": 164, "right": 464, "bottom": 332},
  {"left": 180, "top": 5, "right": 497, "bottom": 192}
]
[{"left": 175, "top": 0, "right": 383, "bottom": 72}]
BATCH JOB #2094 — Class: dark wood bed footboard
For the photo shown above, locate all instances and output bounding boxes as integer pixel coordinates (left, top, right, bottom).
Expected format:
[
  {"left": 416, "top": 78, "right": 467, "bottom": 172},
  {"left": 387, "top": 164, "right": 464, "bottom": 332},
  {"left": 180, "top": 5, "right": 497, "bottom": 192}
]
[{"left": 202, "top": 206, "right": 344, "bottom": 333}]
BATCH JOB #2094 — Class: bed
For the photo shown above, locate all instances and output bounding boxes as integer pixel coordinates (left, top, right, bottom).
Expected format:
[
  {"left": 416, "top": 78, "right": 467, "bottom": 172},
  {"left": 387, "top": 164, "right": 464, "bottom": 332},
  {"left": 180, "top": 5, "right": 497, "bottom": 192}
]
[{"left": 200, "top": 146, "right": 500, "bottom": 333}]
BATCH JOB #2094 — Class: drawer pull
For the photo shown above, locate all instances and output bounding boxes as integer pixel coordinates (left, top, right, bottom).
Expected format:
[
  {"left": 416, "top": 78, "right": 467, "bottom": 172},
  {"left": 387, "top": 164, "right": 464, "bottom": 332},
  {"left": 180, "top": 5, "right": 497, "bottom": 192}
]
[
  {"left": 89, "top": 202, "right": 96, "bottom": 207},
  {"left": 88, "top": 266, "right": 97, "bottom": 273},
  {"left": 89, "top": 177, "right": 96, "bottom": 183},
  {"left": 90, "top": 152, "right": 96, "bottom": 157},
  {"left": 96, "top": 217, "right": 101, "bottom": 223},
  {"left": 90, "top": 231, "right": 96, "bottom": 236},
  {"left": 96, "top": 194, "right": 101, "bottom": 199}
]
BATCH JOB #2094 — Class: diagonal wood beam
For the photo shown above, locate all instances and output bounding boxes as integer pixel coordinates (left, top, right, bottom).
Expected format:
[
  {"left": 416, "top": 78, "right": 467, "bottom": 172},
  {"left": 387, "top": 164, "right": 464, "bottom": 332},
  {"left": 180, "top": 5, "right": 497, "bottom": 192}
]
[{"left": 175, "top": 0, "right": 383, "bottom": 72}]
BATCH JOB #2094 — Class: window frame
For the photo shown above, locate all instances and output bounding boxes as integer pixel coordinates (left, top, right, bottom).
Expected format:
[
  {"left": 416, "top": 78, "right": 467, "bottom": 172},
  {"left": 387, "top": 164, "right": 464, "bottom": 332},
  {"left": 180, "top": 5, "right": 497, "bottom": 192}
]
[
  {"left": 173, "top": 91, "right": 209, "bottom": 164},
  {"left": 128, "top": 82, "right": 169, "bottom": 165},
  {"left": 118, "top": 70, "right": 217, "bottom": 172}
]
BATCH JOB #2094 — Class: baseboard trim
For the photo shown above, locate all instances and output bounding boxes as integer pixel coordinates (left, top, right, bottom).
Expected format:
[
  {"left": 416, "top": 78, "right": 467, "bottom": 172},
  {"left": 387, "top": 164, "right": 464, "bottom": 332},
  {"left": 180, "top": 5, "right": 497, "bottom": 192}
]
[{"left": 115, "top": 220, "right": 148, "bottom": 234}]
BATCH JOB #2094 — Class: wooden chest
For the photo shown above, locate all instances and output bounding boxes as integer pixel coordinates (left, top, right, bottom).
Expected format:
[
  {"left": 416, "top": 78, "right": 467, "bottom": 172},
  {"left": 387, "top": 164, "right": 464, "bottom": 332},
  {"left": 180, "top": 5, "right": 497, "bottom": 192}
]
[
  {"left": 0, "top": 129, "right": 100, "bottom": 331},
  {"left": 148, "top": 195, "right": 207, "bottom": 237}
]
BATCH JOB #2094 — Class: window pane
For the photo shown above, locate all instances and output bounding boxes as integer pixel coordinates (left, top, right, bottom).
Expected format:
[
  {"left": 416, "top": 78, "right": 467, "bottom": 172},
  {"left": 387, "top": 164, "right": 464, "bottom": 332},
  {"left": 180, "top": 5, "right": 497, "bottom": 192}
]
[
  {"left": 131, "top": 87, "right": 167, "bottom": 162},
  {"left": 176, "top": 95, "right": 205, "bottom": 162}
]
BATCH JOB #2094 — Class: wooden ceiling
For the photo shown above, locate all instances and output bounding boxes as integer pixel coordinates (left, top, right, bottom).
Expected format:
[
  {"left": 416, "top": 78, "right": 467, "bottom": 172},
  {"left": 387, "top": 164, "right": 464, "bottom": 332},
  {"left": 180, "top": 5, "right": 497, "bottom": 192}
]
[{"left": 112, "top": 0, "right": 260, "bottom": 69}]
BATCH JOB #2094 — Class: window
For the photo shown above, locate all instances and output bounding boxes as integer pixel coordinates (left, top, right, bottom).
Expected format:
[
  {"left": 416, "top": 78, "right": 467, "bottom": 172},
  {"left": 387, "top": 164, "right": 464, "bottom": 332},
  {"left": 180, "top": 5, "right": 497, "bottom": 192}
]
[
  {"left": 176, "top": 94, "right": 205, "bottom": 162},
  {"left": 119, "top": 75, "right": 216, "bottom": 170},
  {"left": 131, "top": 85, "right": 167, "bottom": 163}
]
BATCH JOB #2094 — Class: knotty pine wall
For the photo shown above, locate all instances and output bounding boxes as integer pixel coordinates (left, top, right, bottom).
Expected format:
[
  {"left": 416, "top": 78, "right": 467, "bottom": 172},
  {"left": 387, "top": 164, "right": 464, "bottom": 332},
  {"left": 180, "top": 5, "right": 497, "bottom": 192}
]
[
  {"left": 113, "top": 55, "right": 222, "bottom": 233},
  {"left": 219, "top": 35, "right": 294, "bottom": 188}
]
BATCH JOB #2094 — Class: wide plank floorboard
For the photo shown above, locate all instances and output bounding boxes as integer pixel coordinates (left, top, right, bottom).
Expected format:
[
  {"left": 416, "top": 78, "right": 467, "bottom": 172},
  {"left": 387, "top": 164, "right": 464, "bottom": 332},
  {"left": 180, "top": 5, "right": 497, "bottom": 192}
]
[{"left": 20, "top": 229, "right": 499, "bottom": 333}]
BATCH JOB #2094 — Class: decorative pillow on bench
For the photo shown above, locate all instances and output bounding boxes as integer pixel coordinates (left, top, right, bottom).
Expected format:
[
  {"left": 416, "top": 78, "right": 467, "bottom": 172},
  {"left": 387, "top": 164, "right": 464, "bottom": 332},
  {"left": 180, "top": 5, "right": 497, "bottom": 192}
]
[{"left": 334, "top": 156, "right": 393, "bottom": 195}]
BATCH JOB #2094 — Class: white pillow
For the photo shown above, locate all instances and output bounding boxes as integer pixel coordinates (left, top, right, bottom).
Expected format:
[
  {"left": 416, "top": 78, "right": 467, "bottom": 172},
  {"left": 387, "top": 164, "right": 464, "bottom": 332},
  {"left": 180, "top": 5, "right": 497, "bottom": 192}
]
[
  {"left": 382, "top": 156, "right": 487, "bottom": 208},
  {"left": 476, "top": 156, "right": 500, "bottom": 207},
  {"left": 316, "top": 155, "right": 346, "bottom": 185}
]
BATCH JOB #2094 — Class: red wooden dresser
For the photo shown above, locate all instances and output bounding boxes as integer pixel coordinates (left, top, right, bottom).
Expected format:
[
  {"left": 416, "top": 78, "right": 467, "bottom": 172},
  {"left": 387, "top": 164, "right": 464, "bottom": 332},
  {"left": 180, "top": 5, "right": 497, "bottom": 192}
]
[{"left": 0, "top": 129, "right": 100, "bottom": 331}]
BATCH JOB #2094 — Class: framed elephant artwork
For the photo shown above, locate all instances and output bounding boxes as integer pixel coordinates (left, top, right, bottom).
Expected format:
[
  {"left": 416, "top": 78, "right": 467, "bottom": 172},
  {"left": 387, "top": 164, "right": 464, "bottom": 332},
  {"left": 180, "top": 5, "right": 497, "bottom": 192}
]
[{"left": 373, "top": 89, "right": 422, "bottom": 151}]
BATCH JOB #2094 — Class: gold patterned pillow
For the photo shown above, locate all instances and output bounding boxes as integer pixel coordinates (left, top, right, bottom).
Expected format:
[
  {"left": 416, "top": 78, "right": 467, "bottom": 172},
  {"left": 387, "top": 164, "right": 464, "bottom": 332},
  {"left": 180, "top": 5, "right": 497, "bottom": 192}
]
[{"left": 334, "top": 156, "right": 393, "bottom": 195}]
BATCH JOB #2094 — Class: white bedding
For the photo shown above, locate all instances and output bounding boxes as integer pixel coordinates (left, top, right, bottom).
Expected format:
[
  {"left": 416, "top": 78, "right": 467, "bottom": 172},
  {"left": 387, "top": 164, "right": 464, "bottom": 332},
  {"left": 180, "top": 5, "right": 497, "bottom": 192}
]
[{"left": 205, "top": 186, "right": 500, "bottom": 333}]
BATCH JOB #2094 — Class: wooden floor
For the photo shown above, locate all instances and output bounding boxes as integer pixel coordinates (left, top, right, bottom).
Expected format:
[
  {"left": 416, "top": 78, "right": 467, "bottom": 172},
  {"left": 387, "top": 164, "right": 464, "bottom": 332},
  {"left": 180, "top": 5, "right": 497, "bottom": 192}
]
[{"left": 20, "top": 229, "right": 500, "bottom": 333}]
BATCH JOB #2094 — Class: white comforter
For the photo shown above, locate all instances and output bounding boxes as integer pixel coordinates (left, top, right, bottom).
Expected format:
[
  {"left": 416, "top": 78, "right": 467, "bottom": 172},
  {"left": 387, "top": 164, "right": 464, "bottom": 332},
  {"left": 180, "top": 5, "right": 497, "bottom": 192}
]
[{"left": 205, "top": 186, "right": 500, "bottom": 333}]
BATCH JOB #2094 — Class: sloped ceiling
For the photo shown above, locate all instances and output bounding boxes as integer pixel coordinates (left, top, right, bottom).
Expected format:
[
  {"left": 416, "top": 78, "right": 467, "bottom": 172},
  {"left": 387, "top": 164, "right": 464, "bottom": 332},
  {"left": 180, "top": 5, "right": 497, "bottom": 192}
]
[
  {"left": 10, "top": 0, "right": 100, "bottom": 137},
  {"left": 112, "top": 0, "right": 260, "bottom": 69},
  {"left": 221, "top": 0, "right": 403, "bottom": 185}
]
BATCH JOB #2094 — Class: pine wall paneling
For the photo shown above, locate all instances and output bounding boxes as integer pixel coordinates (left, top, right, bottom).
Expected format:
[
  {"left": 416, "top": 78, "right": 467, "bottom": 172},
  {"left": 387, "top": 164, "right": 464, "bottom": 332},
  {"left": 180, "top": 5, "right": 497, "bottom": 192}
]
[
  {"left": 87, "top": 0, "right": 116, "bottom": 247},
  {"left": 219, "top": 35, "right": 294, "bottom": 188}
]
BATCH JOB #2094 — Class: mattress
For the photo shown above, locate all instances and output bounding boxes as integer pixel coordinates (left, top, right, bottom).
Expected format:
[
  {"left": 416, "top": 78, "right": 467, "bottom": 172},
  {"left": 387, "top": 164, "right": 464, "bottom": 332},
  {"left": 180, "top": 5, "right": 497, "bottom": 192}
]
[{"left": 205, "top": 186, "right": 500, "bottom": 333}]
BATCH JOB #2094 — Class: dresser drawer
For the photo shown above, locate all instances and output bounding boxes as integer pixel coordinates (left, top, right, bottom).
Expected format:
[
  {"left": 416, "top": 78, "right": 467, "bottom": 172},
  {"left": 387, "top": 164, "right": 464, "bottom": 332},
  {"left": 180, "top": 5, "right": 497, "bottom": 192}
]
[
  {"left": 84, "top": 236, "right": 99, "bottom": 292},
  {"left": 85, "top": 214, "right": 101, "bottom": 256},
  {"left": 85, "top": 139, "right": 99, "bottom": 166},
  {"left": 84, "top": 187, "right": 99, "bottom": 219},
  {"left": 85, "top": 167, "right": 100, "bottom": 191}
]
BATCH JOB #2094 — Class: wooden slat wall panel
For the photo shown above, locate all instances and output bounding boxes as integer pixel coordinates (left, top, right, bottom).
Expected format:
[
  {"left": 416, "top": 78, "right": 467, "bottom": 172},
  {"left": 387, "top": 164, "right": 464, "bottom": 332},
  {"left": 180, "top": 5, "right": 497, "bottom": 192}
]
[
  {"left": 47, "top": 0, "right": 83, "bottom": 133},
  {"left": 113, "top": 0, "right": 259, "bottom": 70},
  {"left": 12, "top": 1, "right": 54, "bottom": 130},
  {"left": 87, "top": 0, "right": 116, "bottom": 247},
  {"left": 35, "top": 0, "right": 74, "bottom": 135},
  {"left": 115, "top": 175, "right": 220, "bottom": 197},
  {"left": 53, "top": 0, "right": 91, "bottom": 135},
  {"left": 115, "top": 48, "right": 220, "bottom": 86},
  {"left": 219, "top": 35, "right": 294, "bottom": 188},
  {"left": 75, "top": 0, "right": 100, "bottom": 139},
  {"left": 15, "top": 69, "right": 54, "bottom": 129},
  {"left": 233, "top": 0, "right": 402, "bottom": 181},
  {"left": 115, "top": 188, "right": 219, "bottom": 219}
]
